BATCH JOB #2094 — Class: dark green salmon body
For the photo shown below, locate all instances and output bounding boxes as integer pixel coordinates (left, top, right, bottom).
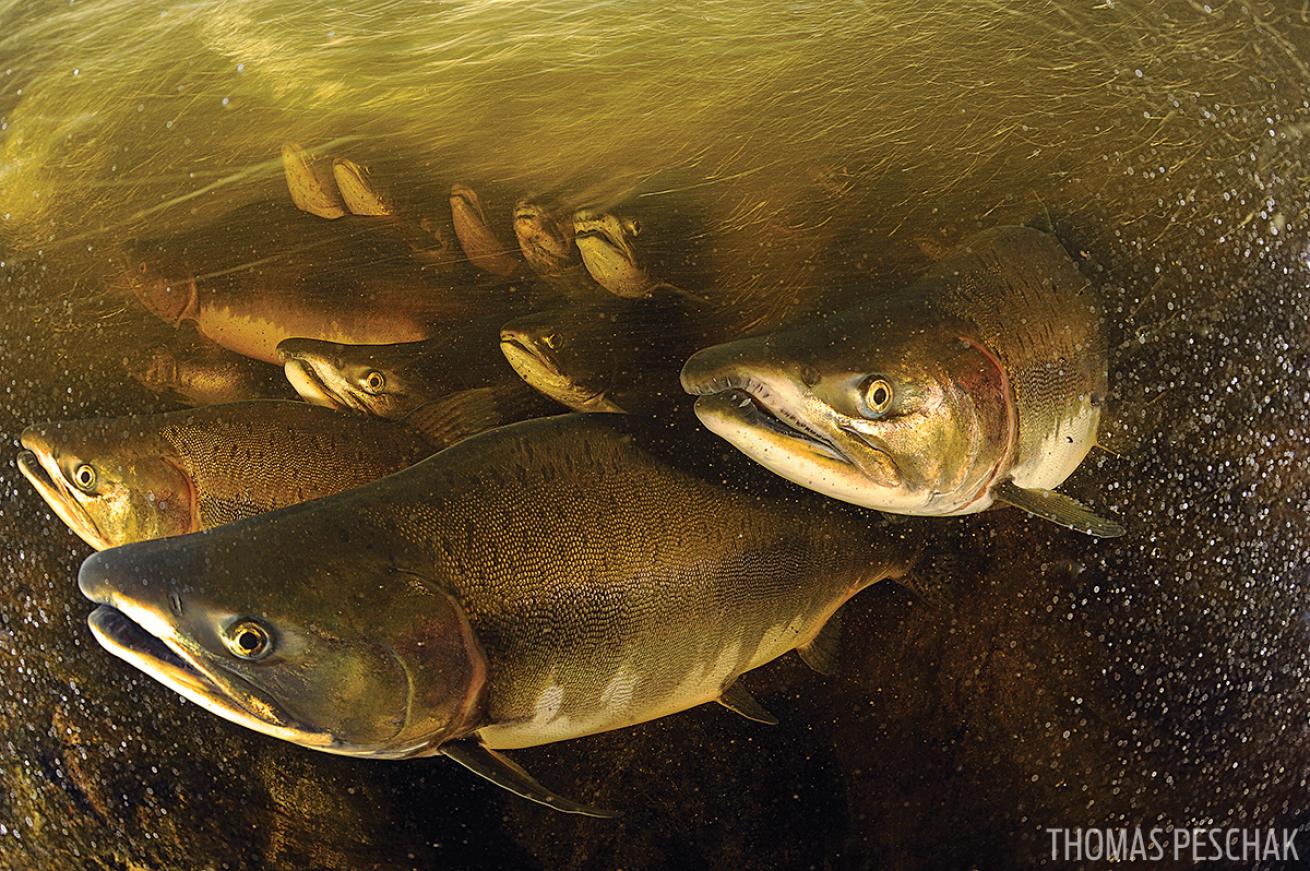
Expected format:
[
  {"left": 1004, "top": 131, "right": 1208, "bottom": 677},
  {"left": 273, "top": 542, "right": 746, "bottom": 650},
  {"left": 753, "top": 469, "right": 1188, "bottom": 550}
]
[{"left": 77, "top": 414, "right": 918, "bottom": 811}]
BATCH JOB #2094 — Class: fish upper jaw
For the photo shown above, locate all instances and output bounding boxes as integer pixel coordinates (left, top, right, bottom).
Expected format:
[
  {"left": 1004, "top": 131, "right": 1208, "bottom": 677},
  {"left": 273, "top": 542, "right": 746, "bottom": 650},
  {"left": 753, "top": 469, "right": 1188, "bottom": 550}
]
[
  {"left": 573, "top": 212, "right": 650, "bottom": 298},
  {"left": 682, "top": 348, "right": 843, "bottom": 454},
  {"left": 499, "top": 328, "right": 563, "bottom": 380},
  {"left": 282, "top": 358, "right": 341, "bottom": 409},
  {"left": 687, "top": 374, "right": 844, "bottom": 458},
  {"left": 85, "top": 602, "right": 337, "bottom": 750},
  {"left": 682, "top": 353, "right": 921, "bottom": 508},
  {"left": 78, "top": 551, "right": 338, "bottom": 752},
  {"left": 513, "top": 207, "right": 576, "bottom": 272},
  {"left": 280, "top": 356, "right": 374, "bottom": 415},
  {"left": 16, "top": 429, "right": 109, "bottom": 550}
]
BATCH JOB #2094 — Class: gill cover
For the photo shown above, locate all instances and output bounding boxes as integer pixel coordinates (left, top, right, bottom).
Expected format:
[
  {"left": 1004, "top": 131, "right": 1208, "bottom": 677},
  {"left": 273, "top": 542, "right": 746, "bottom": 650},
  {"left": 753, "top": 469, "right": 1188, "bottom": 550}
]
[
  {"left": 680, "top": 304, "right": 1013, "bottom": 517},
  {"left": 77, "top": 522, "right": 487, "bottom": 757},
  {"left": 17, "top": 420, "right": 195, "bottom": 549}
]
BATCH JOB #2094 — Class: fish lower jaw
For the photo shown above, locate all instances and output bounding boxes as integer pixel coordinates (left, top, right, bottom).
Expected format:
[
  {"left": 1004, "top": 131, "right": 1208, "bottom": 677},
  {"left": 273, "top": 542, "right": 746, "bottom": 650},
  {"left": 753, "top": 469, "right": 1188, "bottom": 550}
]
[
  {"left": 283, "top": 360, "right": 349, "bottom": 411},
  {"left": 86, "top": 604, "right": 338, "bottom": 751},
  {"left": 499, "top": 337, "right": 555, "bottom": 377},
  {"left": 16, "top": 451, "right": 109, "bottom": 550},
  {"left": 499, "top": 339, "right": 616, "bottom": 411},
  {"left": 692, "top": 387, "right": 842, "bottom": 459}
]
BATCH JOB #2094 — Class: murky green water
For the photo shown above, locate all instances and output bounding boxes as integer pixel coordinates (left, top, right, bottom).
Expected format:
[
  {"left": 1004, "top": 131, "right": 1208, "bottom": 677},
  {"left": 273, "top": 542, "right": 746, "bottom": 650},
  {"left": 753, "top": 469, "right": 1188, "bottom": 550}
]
[{"left": 2, "top": 1, "right": 1310, "bottom": 868}]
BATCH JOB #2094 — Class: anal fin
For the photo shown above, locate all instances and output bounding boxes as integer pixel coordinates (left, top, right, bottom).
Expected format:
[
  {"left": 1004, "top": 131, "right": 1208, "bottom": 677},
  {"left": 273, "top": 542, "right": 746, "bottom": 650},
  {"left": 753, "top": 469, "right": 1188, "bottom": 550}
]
[
  {"left": 797, "top": 612, "right": 842, "bottom": 675},
  {"left": 717, "top": 682, "right": 778, "bottom": 725},
  {"left": 994, "top": 479, "right": 1125, "bottom": 538},
  {"left": 440, "top": 738, "right": 617, "bottom": 818}
]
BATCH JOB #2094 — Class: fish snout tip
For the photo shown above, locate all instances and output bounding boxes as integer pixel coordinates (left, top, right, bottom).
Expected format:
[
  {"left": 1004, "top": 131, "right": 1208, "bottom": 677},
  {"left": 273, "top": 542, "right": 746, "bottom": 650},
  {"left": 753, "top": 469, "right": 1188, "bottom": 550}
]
[
  {"left": 678, "top": 348, "right": 714, "bottom": 395},
  {"left": 77, "top": 549, "right": 116, "bottom": 605},
  {"left": 18, "top": 423, "right": 51, "bottom": 456},
  {"left": 276, "top": 337, "right": 313, "bottom": 363},
  {"left": 680, "top": 343, "right": 751, "bottom": 396}
]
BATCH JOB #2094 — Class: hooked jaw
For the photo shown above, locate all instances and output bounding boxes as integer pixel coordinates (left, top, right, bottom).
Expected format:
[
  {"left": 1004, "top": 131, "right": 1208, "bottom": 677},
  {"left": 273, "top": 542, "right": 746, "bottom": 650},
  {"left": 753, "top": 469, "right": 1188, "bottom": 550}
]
[
  {"left": 681, "top": 347, "right": 909, "bottom": 510},
  {"left": 16, "top": 426, "right": 109, "bottom": 550},
  {"left": 277, "top": 339, "right": 359, "bottom": 413},
  {"left": 499, "top": 326, "right": 622, "bottom": 413},
  {"left": 573, "top": 212, "right": 649, "bottom": 298},
  {"left": 451, "top": 185, "right": 519, "bottom": 277},
  {"left": 77, "top": 548, "right": 339, "bottom": 752},
  {"left": 513, "top": 201, "right": 575, "bottom": 268}
]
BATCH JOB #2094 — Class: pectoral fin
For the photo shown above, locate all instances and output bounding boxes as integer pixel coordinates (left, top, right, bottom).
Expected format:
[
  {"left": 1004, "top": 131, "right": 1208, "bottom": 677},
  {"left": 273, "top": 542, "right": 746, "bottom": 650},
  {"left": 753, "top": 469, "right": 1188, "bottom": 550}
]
[
  {"left": 281, "top": 142, "right": 347, "bottom": 220},
  {"left": 717, "top": 682, "right": 778, "bottom": 725},
  {"left": 796, "top": 612, "right": 842, "bottom": 675},
  {"left": 440, "top": 738, "right": 617, "bottom": 818},
  {"left": 994, "top": 479, "right": 1125, "bottom": 538},
  {"left": 404, "top": 385, "right": 555, "bottom": 449}
]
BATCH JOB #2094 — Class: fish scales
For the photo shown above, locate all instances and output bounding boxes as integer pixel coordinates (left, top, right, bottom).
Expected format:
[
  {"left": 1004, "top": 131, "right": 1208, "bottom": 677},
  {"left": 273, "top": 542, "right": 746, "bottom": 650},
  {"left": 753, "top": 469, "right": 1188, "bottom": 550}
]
[
  {"left": 337, "top": 416, "right": 910, "bottom": 749},
  {"left": 75, "top": 413, "right": 919, "bottom": 813},
  {"left": 160, "top": 405, "right": 432, "bottom": 527},
  {"left": 928, "top": 227, "right": 1106, "bottom": 485}
]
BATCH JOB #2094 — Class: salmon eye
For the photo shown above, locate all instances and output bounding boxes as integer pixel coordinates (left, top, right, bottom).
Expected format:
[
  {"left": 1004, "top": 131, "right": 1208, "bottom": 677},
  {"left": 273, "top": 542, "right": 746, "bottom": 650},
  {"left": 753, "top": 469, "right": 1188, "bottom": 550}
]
[
  {"left": 362, "top": 370, "right": 386, "bottom": 395},
  {"left": 72, "top": 463, "right": 97, "bottom": 492},
  {"left": 623, "top": 217, "right": 642, "bottom": 237},
  {"left": 543, "top": 333, "right": 563, "bottom": 350},
  {"left": 225, "top": 620, "right": 272, "bottom": 660},
  {"left": 860, "top": 377, "right": 894, "bottom": 416}
]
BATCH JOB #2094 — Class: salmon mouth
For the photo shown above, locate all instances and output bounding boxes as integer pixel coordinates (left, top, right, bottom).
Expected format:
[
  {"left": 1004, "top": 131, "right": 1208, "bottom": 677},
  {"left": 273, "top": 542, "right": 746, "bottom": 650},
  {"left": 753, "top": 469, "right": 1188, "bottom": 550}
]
[
  {"left": 500, "top": 332, "right": 560, "bottom": 379},
  {"left": 514, "top": 210, "right": 573, "bottom": 266},
  {"left": 16, "top": 446, "right": 108, "bottom": 550},
  {"left": 685, "top": 376, "right": 902, "bottom": 489},
  {"left": 449, "top": 185, "right": 485, "bottom": 219},
  {"left": 500, "top": 332, "right": 619, "bottom": 412},
  {"left": 685, "top": 376, "right": 843, "bottom": 461},
  {"left": 79, "top": 547, "right": 333, "bottom": 749},
  {"left": 573, "top": 231, "right": 630, "bottom": 264},
  {"left": 281, "top": 358, "right": 365, "bottom": 414},
  {"left": 85, "top": 603, "right": 332, "bottom": 748}
]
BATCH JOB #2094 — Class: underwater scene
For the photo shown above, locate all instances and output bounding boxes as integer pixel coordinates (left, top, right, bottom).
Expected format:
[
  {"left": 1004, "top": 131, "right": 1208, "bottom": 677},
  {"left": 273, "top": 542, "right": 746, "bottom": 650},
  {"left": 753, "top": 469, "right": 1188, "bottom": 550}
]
[{"left": 2, "top": 0, "right": 1310, "bottom": 867}]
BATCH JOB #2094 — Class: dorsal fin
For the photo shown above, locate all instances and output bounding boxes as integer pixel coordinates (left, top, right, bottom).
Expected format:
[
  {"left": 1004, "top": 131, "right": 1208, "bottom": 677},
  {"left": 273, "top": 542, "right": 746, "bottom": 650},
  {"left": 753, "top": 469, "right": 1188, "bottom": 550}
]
[{"left": 404, "top": 385, "right": 556, "bottom": 449}]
